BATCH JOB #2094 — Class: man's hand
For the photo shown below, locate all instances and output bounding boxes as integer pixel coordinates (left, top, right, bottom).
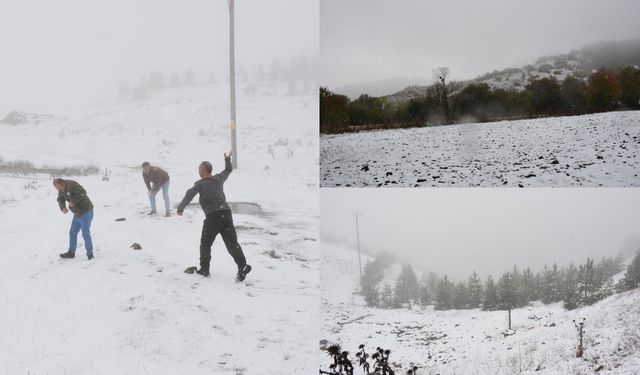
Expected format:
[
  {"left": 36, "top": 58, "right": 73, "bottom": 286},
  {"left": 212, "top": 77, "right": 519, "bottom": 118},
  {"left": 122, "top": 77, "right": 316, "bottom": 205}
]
[
  {"left": 224, "top": 150, "right": 232, "bottom": 158},
  {"left": 177, "top": 210, "right": 183, "bottom": 216},
  {"left": 68, "top": 202, "right": 74, "bottom": 208},
  {"left": 148, "top": 190, "right": 153, "bottom": 197},
  {"left": 62, "top": 207, "right": 69, "bottom": 214}
]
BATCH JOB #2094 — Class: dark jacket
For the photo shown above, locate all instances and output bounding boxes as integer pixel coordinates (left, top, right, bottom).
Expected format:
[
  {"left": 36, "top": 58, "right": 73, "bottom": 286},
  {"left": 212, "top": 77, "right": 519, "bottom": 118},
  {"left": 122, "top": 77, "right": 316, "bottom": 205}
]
[
  {"left": 57, "top": 180, "right": 94, "bottom": 216},
  {"left": 177, "top": 157, "right": 232, "bottom": 215},
  {"left": 143, "top": 166, "right": 170, "bottom": 193}
]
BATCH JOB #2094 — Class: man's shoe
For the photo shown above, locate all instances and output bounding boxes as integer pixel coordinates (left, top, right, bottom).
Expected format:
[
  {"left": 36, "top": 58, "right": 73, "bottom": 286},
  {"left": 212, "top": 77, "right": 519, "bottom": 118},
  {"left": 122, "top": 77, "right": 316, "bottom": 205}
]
[
  {"left": 147, "top": 210, "right": 157, "bottom": 215},
  {"left": 59, "top": 251, "right": 75, "bottom": 259},
  {"left": 236, "top": 264, "right": 252, "bottom": 282},
  {"left": 165, "top": 210, "right": 171, "bottom": 217},
  {"left": 87, "top": 254, "right": 94, "bottom": 260},
  {"left": 196, "top": 268, "right": 210, "bottom": 277}
]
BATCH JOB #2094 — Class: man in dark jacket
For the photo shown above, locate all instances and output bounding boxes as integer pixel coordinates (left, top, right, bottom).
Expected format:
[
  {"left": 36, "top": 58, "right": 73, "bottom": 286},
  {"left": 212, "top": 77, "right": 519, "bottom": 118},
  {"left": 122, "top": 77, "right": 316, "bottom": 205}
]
[
  {"left": 177, "top": 151, "right": 251, "bottom": 281},
  {"left": 54, "top": 178, "right": 94, "bottom": 260},
  {"left": 142, "top": 162, "right": 171, "bottom": 216}
]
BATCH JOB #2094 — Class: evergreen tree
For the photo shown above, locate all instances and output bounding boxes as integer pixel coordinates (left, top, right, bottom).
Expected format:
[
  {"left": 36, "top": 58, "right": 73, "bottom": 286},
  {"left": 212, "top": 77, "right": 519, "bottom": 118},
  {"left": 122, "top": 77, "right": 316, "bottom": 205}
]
[
  {"left": 169, "top": 72, "right": 180, "bottom": 87},
  {"left": 418, "top": 272, "right": 432, "bottom": 306},
  {"left": 394, "top": 264, "right": 419, "bottom": 305},
  {"left": 467, "top": 271, "right": 483, "bottom": 308},
  {"left": 541, "top": 263, "right": 562, "bottom": 304},
  {"left": 482, "top": 275, "right": 499, "bottom": 311},
  {"left": 618, "top": 66, "right": 640, "bottom": 109},
  {"left": 561, "top": 75, "right": 587, "bottom": 114},
  {"left": 520, "top": 267, "right": 537, "bottom": 305},
  {"left": 380, "top": 284, "right": 396, "bottom": 309},
  {"left": 497, "top": 272, "right": 518, "bottom": 311},
  {"left": 361, "top": 259, "right": 385, "bottom": 307},
  {"left": 320, "top": 87, "right": 350, "bottom": 133},
  {"left": 269, "top": 60, "right": 282, "bottom": 81},
  {"left": 184, "top": 69, "right": 196, "bottom": 86},
  {"left": 435, "top": 275, "right": 454, "bottom": 310},
  {"left": 526, "top": 78, "right": 564, "bottom": 114},
  {"left": 562, "top": 263, "right": 580, "bottom": 310},
  {"left": 621, "top": 251, "right": 640, "bottom": 291},
  {"left": 453, "top": 282, "right": 469, "bottom": 309}
]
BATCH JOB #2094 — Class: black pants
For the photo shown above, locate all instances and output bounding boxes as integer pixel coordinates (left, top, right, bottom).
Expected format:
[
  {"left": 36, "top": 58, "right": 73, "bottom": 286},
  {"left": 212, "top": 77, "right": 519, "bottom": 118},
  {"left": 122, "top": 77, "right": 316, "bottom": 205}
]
[{"left": 200, "top": 209, "right": 246, "bottom": 271}]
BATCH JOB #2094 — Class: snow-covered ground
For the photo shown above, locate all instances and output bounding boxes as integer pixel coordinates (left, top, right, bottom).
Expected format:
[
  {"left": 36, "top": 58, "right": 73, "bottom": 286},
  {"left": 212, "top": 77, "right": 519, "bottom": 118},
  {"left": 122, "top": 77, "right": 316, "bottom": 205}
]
[
  {"left": 0, "top": 82, "right": 319, "bottom": 374},
  {"left": 320, "top": 111, "right": 640, "bottom": 187},
  {"left": 320, "top": 243, "right": 640, "bottom": 375}
]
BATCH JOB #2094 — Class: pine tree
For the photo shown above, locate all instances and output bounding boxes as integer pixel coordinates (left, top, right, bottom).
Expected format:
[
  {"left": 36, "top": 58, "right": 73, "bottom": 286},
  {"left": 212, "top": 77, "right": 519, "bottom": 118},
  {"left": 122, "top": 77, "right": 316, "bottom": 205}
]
[
  {"left": 497, "top": 272, "right": 517, "bottom": 311},
  {"left": 541, "top": 263, "right": 562, "bottom": 304},
  {"left": 435, "top": 275, "right": 454, "bottom": 310},
  {"left": 467, "top": 271, "right": 483, "bottom": 308},
  {"left": 361, "top": 259, "right": 385, "bottom": 307},
  {"left": 394, "top": 264, "right": 419, "bottom": 305},
  {"left": 621, "top": 251, "right": 640, "bottom": 291},
  {"left": 563, "top": 263, "right": 580, "bottom": 310},
  {"left": 453, "top": 282, "right": 469, "bottom": 309},
  {"left": 520, "top": 267, "right": 537, "bottom": 305},
  {"left": 418, "top": 273, "right": 432, "bottom": 306},
  {"left": 380, "top": 284, "right": 395, "bottom": 309},
  {"left": 483, "top": 275, "right": 499, "bottom": 311},
  {"left": 169, "top": 72, "right": 180, "bottom": 87},
  {"left": 184, "top": 69, "right": 196, "bottom": 86}
]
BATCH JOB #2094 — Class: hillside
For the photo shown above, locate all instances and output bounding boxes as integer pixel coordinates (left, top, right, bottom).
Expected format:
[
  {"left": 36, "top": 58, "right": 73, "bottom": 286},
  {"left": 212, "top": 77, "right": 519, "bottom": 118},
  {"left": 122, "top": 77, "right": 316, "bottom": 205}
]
[
  {"left": 385, "top": 39, "right": 640, "bottom": 104},
  {"left": 0, "top": 81, "right": 319, "bottom": 374},
  {"left": 320, "top": 243, "right": 640, "bottom": 375}
]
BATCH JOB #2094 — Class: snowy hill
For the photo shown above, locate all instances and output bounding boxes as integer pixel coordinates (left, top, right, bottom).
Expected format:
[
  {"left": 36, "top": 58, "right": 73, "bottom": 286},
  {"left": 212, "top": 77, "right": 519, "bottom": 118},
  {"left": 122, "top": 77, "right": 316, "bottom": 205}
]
[
  {"left": 0, "top": 81, "right": 319, "bottom": 374},
  {"left": 320, "top": 243, "right": 640, "bottom": 375},
  {"left": 385, "top": 39, "right": 640, "bottom": 103},
  {"left": 320, "top": 111, "right": 640, "bottom": 187},
  {"left": 334, "top": 78, "right": 431, "bottom": 100}
]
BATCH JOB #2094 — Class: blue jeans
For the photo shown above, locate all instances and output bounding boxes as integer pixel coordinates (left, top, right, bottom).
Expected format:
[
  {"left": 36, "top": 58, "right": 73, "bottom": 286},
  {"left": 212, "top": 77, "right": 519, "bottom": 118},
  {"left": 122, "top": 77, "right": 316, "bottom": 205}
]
[
  {"left": 69, "top": 209, "right": 94, "bottom": 256},
  {"left": 149, "top": 181, "right": 170, "bottom": 212}
]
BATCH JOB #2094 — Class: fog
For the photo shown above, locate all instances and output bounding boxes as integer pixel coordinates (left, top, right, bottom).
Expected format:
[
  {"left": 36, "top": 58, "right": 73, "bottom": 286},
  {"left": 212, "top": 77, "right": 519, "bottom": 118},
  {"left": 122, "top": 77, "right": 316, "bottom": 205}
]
[
  {"left": 0, "top": 0, "right": 318, "bottom": 114},
  {"left": 321, "top": 188, "right": 640, "bottom": 281},
  {"left": 321, "top": 0, "right": 640, "bottom": 90}
]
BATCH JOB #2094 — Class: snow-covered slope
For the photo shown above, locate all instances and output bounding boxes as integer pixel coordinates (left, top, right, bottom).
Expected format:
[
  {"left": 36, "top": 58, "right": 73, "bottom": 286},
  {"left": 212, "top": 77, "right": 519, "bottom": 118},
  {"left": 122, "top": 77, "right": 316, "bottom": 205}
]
[
  {"left": 320, "top": 111, "right": 640, "bottom": 187},
  {"left": 321, "top": 243, "right": 640, "bottom": 375},
  {"left": 0, "top": 82, "right": 319, "bottom": 374},
  {"left": 386, "top": 39, "right": 640, "bottom": 103}
]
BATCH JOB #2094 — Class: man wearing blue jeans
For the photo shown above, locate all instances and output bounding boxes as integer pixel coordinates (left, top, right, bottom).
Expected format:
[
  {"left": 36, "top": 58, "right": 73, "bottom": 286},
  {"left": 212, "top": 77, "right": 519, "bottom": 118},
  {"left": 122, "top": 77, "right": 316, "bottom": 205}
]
[
  {"left": 54, "top": 178, "right": 94, "bottom": 260},
  {"left": 142, "top": 162, "right": 171, "bottom": 217}
]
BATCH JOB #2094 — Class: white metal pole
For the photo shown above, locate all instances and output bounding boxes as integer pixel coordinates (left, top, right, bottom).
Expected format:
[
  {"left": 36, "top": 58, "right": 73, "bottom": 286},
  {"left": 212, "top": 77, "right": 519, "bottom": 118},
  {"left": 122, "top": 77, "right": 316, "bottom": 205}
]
[
  {"left": 229, "top": 0, "right": 238, "bottom": 168},
  {"left": 355, "top": 212, "right": 362, "bottom": 278}
]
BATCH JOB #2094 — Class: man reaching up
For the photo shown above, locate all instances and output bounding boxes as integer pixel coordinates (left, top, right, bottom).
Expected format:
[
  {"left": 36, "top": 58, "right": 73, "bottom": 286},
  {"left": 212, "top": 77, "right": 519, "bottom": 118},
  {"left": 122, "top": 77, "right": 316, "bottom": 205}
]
[{"left": 177, "top": 151, "right": 251, "bottom": 282}]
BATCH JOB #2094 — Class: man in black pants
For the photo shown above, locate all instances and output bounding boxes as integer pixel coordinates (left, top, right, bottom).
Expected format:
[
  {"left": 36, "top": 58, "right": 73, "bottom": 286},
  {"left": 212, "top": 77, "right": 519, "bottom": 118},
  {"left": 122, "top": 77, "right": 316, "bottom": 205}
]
[{"left": 177, "top": 151, "right": 251, "bottom": 281}]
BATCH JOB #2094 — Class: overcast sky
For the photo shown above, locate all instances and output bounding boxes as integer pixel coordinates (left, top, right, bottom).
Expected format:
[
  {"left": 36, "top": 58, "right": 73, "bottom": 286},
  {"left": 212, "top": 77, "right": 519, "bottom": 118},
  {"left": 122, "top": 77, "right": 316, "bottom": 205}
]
[
  {"left": 321, "top": 0, "right": 640, "bottom": 89},
  {"left": 321, "top": 188, "right": 640, "bottom": 281},
  {"left": 0, "top": 0, "right": 318, "bottom": 114}
]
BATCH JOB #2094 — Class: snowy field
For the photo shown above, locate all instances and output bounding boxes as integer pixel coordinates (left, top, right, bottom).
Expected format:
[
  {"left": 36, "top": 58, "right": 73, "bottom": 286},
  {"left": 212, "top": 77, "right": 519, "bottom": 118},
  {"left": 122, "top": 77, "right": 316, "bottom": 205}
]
[
  {"left": 320, "top": 111, "right": 640, "bottom": 187},
  {"left": 320, "top": 243, "right": 640, "bottom": 375},
  {"left": 0, "top": 82, "right": 319, "bottom": 374}
]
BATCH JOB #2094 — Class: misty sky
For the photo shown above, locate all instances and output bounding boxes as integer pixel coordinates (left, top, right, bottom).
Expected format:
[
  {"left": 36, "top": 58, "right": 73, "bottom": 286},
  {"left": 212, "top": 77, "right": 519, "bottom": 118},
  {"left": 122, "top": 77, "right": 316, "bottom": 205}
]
[
  {"left": 321, "top": 189, "right": 640, "bottom": 281},
  {"left": 321, "top": 0, "right": 640, "bottom": 89},
  {"left": 0, "top": 0, "right": 318, "bottom": 114}
]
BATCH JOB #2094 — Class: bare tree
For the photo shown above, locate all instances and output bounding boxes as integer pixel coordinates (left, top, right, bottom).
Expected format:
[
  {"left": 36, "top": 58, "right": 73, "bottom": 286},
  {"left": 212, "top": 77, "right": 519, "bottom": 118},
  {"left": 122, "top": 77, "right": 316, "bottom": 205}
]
[{"left": 433, "top": 67, "right": 450, "bottom": 119}]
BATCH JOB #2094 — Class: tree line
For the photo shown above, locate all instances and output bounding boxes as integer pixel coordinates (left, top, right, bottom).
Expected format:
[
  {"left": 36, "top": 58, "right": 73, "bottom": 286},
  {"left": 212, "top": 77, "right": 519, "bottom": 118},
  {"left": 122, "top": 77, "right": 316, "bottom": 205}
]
[
  {"left": 320, "top": 65, "right": 640, "bottom": 133},
  {"left": 361, "top": 250, "right": 640, "bottom": 312}
]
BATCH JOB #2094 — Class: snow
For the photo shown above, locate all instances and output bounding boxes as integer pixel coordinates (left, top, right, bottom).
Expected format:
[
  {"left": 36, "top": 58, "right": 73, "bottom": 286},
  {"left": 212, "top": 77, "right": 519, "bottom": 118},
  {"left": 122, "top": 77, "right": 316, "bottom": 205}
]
[
  {"left": 320, "top": 111, "right": 640, "bottom": 187},
  {"left": 321, "top": 243, "right": 640, "bottom": 375},
  {"left": 0, "top": 82, "right": 319, "bottom": 374}
]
